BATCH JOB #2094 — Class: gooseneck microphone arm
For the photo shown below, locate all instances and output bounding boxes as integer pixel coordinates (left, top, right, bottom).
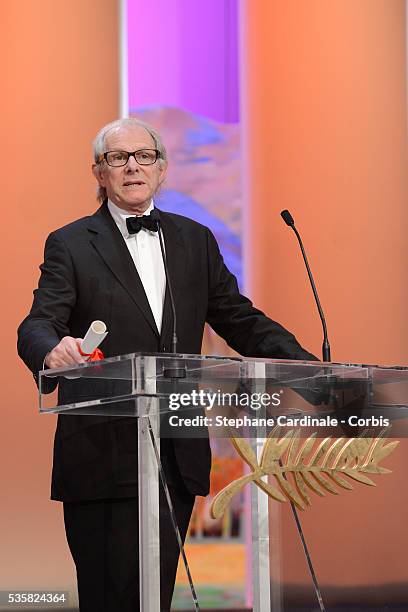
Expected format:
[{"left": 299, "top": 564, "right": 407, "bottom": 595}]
[
  {"left": 151, "top": 210, "right": 178, "bottom": 354},
  {"left": 280, "top": 210, "right": 331, "bottom": 362}
]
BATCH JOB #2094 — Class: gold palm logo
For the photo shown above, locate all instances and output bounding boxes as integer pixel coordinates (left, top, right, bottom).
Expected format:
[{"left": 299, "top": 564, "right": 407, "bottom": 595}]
[{"left": 210, "top": 428, "right": 398, "bottom": 518}]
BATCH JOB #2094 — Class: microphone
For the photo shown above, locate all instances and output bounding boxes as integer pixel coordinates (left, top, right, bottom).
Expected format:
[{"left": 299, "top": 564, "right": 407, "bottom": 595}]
[
  {"left": 151, "top": 209, "right": 186, "bottom": 378},
  {"left": 280, "top": 209, "right": 331, "bottom": 362}
]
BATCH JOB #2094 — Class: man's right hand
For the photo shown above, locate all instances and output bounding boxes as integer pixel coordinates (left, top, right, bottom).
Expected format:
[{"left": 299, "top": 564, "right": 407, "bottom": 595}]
[{"left": 45, "top": 336, "right": 85, "bottom": 369}]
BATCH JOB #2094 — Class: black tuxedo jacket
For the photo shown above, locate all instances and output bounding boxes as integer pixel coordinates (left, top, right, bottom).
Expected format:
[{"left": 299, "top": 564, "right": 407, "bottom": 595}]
[{"left": 18, "top": 202, "right": 316, "bottom": 502}]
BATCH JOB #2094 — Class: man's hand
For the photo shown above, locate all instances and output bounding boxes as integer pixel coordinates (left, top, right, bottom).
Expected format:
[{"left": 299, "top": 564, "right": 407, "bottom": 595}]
[{"left": 45, "top": 336, "right": 85, "bottom": 369}]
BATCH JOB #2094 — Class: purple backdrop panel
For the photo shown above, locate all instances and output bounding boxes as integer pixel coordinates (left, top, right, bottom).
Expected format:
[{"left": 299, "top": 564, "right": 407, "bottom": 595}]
[{"left": 127, "top": 0, "right": 239, "bottom": 123}]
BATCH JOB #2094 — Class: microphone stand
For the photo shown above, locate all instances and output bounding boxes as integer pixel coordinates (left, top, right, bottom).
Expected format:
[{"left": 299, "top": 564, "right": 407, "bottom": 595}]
[
  {"left": 280, "top": 209, "right": 327, "bottom": 611},
  {"left": 281, "top": 210, "right": 331, "bottom": 362},
  {"left": 154, "top": 213, "right": 186, "bottom": 379}
]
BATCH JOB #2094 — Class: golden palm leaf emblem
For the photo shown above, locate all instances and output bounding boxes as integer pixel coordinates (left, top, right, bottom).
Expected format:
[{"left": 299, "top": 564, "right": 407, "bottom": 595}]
[{"left": 210, "top": 428, "right": 398, "bottom": 519}]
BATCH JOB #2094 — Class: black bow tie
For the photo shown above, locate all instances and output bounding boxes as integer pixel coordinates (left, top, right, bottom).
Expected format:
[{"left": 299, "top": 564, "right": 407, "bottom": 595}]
[{"left": 126, "top": 213, "right": 158, "bottom": 234}]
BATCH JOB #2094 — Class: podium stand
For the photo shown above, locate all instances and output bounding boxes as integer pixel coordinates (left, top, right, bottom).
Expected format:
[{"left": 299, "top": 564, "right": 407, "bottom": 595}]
[{"left": 39, "top": 354, "right": 408, "bottom": 611}]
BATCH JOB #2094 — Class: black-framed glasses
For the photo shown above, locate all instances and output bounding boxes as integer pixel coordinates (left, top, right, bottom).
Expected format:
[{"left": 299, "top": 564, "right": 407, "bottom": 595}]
[{"left": 98, "top": 148, "right": 160, "bottom": 167}]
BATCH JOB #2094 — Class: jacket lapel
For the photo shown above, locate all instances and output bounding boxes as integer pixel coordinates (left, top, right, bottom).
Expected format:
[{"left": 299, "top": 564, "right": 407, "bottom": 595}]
[{"left": 86, "top": 202, "right": 159, "bottom": 336}]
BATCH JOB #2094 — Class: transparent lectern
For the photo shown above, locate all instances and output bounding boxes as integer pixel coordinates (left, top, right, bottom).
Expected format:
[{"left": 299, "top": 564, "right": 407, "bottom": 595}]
[{"left": 39, "top": 354, "right": 408, "bottom": 611}]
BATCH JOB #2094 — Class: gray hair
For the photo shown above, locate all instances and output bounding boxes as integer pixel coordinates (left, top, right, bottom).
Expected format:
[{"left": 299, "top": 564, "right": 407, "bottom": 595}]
[{"left": 93, "top": 117, "right": 168, "bottom": 202}]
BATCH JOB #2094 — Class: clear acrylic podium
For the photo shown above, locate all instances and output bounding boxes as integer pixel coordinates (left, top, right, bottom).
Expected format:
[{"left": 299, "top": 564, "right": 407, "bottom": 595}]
[{"left": 39, "top": 353, "right": 408, "bottom": 611}]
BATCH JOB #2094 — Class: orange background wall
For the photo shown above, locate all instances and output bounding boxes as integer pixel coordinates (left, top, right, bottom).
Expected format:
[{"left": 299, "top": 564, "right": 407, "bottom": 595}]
[
  {"left": 1, "top": 0, "right": 119, "bottom": 595},
  {"left": 1, "top": 0, "right": 408, "bottom": 603},
  {"left": 242, "top": 0, "right": 408, "bottom": 366},
  {"left": 240, "top": 0, "right": 408, "bottom": 596}
]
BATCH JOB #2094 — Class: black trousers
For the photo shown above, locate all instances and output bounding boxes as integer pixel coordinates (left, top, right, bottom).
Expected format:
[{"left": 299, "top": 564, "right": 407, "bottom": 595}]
[{"left": 63, "top": 483, "right": 195, "bottom": 612}]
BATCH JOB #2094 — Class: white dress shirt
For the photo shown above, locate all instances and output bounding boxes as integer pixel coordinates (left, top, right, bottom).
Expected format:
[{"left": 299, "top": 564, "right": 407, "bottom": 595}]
[{"left": 107, "top": 199, "right": 166, "bottom": 333}]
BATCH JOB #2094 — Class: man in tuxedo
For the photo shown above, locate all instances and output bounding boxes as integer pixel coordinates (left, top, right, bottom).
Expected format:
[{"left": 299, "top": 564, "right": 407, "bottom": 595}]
[{"left": 18, "top": 118, "right": 316, "bottom": 611}]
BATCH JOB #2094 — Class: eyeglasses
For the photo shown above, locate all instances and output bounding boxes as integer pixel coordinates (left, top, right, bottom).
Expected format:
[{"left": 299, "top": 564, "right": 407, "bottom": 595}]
[{"left": 98, "top": 148, "right": 160, "bottom": 167}]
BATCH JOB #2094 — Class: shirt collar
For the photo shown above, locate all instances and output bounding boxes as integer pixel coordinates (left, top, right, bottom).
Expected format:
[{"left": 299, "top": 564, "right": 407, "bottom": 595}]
[{"left": 107, "top": 199, "right": 155, "bottom": 238}]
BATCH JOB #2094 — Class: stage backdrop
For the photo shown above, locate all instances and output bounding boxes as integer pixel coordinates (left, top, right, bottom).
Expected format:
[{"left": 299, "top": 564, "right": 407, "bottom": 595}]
[
  {"left": 125, "top": 1, "right": 249, "bottom": 605},
  {"left": 240, "top": 0, "right": 408, "bottom": 608},
  {"left": 1, "top": 0, "right": 119, "bottom": 607},
  {"left": 2, "top": 1, "right": 408, "bottom": 610}
]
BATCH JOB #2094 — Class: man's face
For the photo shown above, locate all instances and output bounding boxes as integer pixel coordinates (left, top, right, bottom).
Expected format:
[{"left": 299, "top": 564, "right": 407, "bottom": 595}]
[{"left": 93, "top": 125, "right": 167, "bottom": 214}]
